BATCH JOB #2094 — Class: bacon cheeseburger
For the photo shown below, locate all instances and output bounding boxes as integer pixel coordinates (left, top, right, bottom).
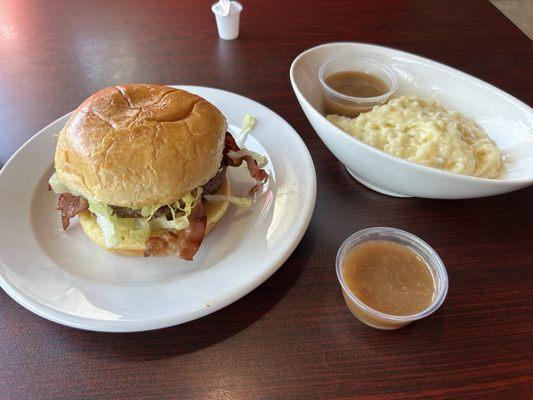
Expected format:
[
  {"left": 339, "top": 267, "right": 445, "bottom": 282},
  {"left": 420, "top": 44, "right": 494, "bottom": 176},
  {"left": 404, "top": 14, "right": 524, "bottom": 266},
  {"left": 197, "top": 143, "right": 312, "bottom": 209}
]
[{"left": 48, "top": 84, "right": 267, "bottom": 260}]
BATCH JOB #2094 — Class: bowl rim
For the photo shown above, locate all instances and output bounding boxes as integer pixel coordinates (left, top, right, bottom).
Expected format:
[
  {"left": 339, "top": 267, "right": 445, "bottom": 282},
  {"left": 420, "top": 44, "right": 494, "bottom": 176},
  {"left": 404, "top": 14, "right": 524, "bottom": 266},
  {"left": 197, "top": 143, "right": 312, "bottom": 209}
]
[{"left": 289, "top": 41, "right": 533, "bottom": 185}]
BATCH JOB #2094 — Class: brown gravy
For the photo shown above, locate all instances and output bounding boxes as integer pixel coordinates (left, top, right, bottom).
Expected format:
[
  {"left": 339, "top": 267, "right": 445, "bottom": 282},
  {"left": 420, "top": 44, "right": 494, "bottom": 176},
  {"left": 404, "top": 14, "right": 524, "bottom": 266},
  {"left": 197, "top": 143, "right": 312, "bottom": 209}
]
[
  {"left": 323, "top": 71, "right": 389, "bottom": 116},
  {"left": 325, "top": 71, "right": 389, "bottom": 98},
  {"left": 342, "top": 240, "right": 435, "bottom": 316}
]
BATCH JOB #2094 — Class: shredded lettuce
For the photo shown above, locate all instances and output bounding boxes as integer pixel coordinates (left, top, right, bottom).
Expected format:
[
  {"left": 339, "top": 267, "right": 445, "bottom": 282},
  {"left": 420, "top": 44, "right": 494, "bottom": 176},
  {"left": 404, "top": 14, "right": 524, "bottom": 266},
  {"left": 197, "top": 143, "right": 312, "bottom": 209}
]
[
  {"left": 50, "top": 172, "right": 207, "bottom": 247},
  {"left": 130, "top": 215, "right": 190, "bottom": 241},
  {"left": 95, "top": 215, "right": 135, "bottom": 248},
  {"left": 150, "top": 215, "right": 190, "bottom": 231},
  {"left": 49, "top": 174, "right": 120, "bottom": 248},
  {"left": 204, "top": 194, "right": 252, "bottom": 207},
  {"left": 88, "top": 200, "right": 112, "bottom": 217},
  {"left": 130, "top": 218, "right": 151, "bottom": 241},
  {"left": 48, "top": 172, "right": 101, "bottom": 203},
  {"left": 48, "top": 172, "right": 75, "bottom": 195},
  {"left": 92, "top": 202, "right": 136, "bottom": 248},
  {"left": 236, "top": 114, "right": 256, "bottom": 146},
  {"left": 95, "top": 189, "right": 203, "bottom": 246},
  {"left": 96, "top": 215, "right": 118, "bottom": 248},
  {"left": 140, "top": 204, "right": 162, "bottom": 219},
  {"left": 113, "top": 217, "right": 136, "bottom": 231},
  {"left": 175, "top": 188, "right": 202, "bottom": 213}
]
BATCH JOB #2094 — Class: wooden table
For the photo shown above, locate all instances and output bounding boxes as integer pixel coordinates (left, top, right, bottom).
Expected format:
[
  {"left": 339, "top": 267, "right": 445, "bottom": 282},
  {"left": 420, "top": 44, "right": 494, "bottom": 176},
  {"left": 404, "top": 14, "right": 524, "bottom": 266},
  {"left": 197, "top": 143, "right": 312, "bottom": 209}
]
[{"left": 1, "top": 0, "right": 532, "bottom": 398}]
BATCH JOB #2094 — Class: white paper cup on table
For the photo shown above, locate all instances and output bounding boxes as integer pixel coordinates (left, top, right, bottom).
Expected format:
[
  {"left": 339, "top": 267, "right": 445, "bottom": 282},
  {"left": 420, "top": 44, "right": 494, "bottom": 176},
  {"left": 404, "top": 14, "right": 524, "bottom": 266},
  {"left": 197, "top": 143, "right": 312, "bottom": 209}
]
[{"left": 212, "top": 1, "right": 243, "bottom": 40}]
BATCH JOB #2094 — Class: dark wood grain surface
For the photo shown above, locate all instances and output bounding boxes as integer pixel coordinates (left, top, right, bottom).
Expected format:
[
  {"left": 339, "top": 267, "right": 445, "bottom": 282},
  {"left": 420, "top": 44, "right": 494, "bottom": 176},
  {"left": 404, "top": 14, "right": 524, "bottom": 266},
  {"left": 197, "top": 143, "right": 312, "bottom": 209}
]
[{"left": 1, "top": 0, "right": 532, "bottom": 399}]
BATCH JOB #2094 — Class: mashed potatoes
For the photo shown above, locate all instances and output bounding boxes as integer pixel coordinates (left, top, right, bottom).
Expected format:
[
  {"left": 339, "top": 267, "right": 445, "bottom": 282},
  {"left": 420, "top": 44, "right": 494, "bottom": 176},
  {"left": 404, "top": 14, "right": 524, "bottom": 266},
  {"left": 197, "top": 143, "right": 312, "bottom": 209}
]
[{"left": 327, "top": 95, "right": 504, "bottom": 178}]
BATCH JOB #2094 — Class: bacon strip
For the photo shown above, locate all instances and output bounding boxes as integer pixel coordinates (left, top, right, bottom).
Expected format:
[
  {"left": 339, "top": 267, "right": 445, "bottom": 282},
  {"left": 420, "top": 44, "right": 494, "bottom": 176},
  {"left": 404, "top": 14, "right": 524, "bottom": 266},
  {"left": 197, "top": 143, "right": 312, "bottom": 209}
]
[
  {"left": 223, "top": 132, "right": 268, "bottom": 192},
  {"left": 249, "top": 182, "right": 263, "bottom": 196},
  {"left": 243, "top": 154, "right": 268, "bottom": 182},
  {"left": 223, "top": 131, "right": 242, "bottom": 167},
  {"left": 56, "top": 193, "right": 89, "bottom": 230},
  {"left": 144, "top": 201, "right": 207, "bottom": 260}
]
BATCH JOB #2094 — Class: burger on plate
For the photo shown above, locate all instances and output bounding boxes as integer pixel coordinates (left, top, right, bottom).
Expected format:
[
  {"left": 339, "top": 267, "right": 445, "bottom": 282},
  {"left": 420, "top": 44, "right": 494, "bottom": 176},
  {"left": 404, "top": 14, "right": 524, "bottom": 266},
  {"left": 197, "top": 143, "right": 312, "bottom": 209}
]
[{"left": 48, "top": 84, "right": 267, "bottom": 260}]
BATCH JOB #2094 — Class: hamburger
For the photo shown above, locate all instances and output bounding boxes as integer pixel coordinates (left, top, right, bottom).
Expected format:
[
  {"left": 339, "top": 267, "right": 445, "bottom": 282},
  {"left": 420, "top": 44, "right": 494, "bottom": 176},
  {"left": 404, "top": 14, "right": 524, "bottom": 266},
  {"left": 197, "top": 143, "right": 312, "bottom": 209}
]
[{"left": 48, "top": 84, "right": 267, "bottom": 260}]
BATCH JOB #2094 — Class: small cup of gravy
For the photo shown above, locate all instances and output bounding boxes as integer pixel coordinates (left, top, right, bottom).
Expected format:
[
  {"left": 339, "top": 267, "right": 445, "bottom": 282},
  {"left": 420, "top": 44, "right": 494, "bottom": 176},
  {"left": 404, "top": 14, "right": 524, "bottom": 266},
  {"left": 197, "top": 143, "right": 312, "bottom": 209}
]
[
  {"left": 319, "top": 55, "right": 398, "bottom": 117},
  {"left": 336, "top": 227, "right": 448, "bottom": 330}
]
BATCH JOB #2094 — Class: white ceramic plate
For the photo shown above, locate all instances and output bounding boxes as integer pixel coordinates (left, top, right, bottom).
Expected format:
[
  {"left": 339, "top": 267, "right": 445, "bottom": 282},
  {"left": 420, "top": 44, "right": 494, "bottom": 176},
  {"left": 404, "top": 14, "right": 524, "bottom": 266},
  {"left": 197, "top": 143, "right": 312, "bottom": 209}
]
[
  {"left": 291, "top": 42, "right": 533, "bottom": 198},
  {"left": 0, "top": 86, "right": 316, "bottom": 332}
]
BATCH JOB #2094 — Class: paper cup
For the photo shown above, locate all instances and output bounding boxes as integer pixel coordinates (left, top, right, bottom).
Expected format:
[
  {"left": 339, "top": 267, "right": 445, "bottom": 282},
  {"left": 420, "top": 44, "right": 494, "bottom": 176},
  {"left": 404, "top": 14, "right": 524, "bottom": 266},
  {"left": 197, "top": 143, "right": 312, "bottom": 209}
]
[{"left": 212, "top": 1, "right": 243, "bottom": 40}]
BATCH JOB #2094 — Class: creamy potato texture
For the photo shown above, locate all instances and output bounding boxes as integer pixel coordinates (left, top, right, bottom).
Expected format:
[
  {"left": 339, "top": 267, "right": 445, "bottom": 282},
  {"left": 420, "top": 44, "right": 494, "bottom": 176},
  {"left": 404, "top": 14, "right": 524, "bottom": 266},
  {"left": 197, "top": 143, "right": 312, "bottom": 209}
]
[{"left": 327, "top": 95, "right": 504, "bottom": 178}]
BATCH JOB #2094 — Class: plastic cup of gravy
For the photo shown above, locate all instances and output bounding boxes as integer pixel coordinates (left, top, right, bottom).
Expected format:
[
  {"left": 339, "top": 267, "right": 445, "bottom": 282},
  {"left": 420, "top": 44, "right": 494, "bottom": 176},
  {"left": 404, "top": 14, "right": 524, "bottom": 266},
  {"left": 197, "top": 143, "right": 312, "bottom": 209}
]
[
  {"left": 336, "top": 227, "right": 448, "bottom": 330},
  {"left": 319, "top": 55, "right": 398, "bottom": 117}
]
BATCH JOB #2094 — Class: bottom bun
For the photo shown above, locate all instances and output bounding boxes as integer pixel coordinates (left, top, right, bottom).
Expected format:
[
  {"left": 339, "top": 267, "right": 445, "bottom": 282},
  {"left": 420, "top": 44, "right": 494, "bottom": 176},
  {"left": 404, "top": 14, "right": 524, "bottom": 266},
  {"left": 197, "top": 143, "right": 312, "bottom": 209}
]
[{"left": 79, "top": 175, "right": 230, "bottom": 256}]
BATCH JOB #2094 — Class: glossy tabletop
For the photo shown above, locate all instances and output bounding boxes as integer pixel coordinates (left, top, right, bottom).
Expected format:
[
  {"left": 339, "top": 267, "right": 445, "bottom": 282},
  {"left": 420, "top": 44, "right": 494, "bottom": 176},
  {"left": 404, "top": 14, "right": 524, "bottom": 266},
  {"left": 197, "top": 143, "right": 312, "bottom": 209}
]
[{"left": 0, "top": 0, "right": 532, "bottom": 398}]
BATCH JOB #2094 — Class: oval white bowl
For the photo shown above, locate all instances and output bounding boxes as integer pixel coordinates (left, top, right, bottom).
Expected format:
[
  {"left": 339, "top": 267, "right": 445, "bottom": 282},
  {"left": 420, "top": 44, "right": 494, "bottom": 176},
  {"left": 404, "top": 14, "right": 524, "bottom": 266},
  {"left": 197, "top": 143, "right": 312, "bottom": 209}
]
[{"left": 290, "top": 42, "right": 533, "bottom": 199}]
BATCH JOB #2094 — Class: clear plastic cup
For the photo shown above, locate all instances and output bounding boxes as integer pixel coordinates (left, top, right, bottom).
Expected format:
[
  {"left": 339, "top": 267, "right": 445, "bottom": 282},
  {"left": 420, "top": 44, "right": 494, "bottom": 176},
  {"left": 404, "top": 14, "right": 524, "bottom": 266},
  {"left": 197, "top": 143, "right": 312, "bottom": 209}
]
[
  {"left": 336, "top": 227, "right": 448, "bottom": 330},
  {"left": 319, "top": 55, "right": 398, "bottom": 117},
  {"left": 212, "top": 1, "right": 243, "bottom": 40}
]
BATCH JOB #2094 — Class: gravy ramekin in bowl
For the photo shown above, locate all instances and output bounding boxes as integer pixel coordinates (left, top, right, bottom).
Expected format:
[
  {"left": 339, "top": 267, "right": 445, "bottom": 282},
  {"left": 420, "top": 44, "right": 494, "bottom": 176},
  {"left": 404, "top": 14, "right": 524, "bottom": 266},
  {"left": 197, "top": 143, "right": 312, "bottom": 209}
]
[
  {"left": 290, "top": 42, "right": 533, "bottom": 199},
  {"left": 318, "top": 55, "right": 398, "bottom": 117}
]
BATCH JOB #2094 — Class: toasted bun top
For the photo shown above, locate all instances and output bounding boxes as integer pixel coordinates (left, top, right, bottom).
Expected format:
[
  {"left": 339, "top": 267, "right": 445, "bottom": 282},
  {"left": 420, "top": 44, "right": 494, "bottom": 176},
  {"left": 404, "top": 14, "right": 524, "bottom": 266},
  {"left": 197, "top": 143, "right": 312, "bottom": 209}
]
[{"left": 54, "top": 84, "right": 227, "bottom": 208}]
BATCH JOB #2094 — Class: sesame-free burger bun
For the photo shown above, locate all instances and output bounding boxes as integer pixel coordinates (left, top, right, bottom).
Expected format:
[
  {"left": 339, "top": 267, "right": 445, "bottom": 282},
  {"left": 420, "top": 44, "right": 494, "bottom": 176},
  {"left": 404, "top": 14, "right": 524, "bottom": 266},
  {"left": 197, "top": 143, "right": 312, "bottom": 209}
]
[
  {"left": 54, "top": 84, "right": 227, "bottom": 209},
  {"left": 78, "top": 175, "right": 230, "bottom": 256}
]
